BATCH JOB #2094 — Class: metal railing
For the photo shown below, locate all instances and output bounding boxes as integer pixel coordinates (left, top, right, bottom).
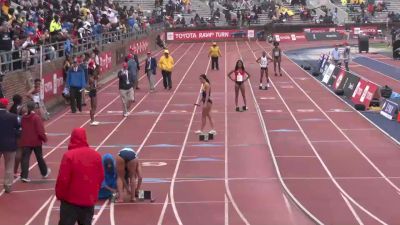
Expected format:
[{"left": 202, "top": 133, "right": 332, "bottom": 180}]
[{"left": 0, "top": 23, "right": 165, "bottom": 73}]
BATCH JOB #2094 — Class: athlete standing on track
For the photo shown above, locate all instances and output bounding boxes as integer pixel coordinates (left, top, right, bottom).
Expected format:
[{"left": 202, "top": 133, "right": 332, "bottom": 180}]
[
  {"left": 115, "top": 148, "right": 143, "bottom": 203},
  {"left": 88, "top": 57, "right": 99, "bottom": 126},
  {"left": 256, "top": 51, "right": 272, "bottom": 89},
  {"left": 228, "top": 60, "right": 250, "bottom": 111},
  {"left": 209, "top": 42, "right": 221, "bottom": 70},
  {"left": 271, "top": 41, "right": 282, "bottom": 76},
  {"left": 195, "top": 74, "right": 216, "bottom": 135}
]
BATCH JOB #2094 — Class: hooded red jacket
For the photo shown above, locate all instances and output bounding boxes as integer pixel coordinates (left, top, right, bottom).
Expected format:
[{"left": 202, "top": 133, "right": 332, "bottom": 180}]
[{"left": 55, "top": 128, "right": 104, "bottom": 207}]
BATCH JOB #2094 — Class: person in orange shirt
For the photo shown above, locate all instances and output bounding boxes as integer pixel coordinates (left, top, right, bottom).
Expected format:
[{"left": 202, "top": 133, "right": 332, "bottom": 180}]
[{"left": 208, "top": 42, "right": 221, "bottom": 70}]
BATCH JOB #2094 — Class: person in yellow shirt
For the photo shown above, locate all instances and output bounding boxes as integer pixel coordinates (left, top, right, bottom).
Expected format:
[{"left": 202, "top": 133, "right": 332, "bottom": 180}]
[
  {"left": 208, "top": 42, "right": 221, "bottom": 70},
  {"left": 158, "top": 49, "right": 174, "bottom": 90}
]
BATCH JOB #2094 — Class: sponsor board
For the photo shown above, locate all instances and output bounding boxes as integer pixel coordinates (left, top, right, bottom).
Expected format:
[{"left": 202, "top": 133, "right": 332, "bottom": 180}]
[
  {"left": 99, "top": 51, "right": 113, "bottom": 75},
  {"left": 273, "top": 32, "right": 306, "bottom": 43},
  {"left": 327, "top": 66, "right": 341, "bottom": 86},
  {"left": 166, "top": 30, "right": 254, "bottom": 41},
  {"left": 342, "top": 72, "right": 361, "bottom": 97},
  {"left": 380, "top": 99, "right": 399, "bottom": 120},
  {"left": 305, "top": 32, "right": 344, "bottom": 41},
  {"left": 322, "top": 63, "right": 335, "bottom": 84},
  {"left": 333, "top": 69, "right": 347, "bottom": 90},
  {"left": 351, "top": 79, "right": 379, "bottom": 107},
  {"left": 129, "top": 39, "right": 150, "bottom": 55}
]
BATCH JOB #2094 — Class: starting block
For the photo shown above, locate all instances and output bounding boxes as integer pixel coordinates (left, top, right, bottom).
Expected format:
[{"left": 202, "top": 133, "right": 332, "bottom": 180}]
[{"left": 199, "top": 132, "right": 214, "bottom": 141}]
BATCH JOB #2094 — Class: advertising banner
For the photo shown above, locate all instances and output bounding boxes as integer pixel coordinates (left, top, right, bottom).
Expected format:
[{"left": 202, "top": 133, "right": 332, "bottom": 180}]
[
  {"left": 327, "top": 66, "right": 340, "bottom": 86},
  {"left": 305, "top": 32, "right": 344, "bottom": 41},
  {"left": 166, "top": 30, "right": 254, "bottom": 41},
  {"left": 342, "top": 72, "right": 361, "bottom": 97},
  {"left": 322, "top": 63, "right": 336, "bottom": 84},
  {"left": 129, "top": 39, "right": 150, "bottom": 55},
  {"left": 99, "top": 51, "right": 113, "bottom": 75},
  {"left": 351, "top": 79, "right": 379, "bottom": 107},
  {"left": 380, "top": 99, "right": 399, "bottom": 120},
  {"left": 333, "top": 69, "right": 347, "bottom": 90},
  {"left": 273, "top": 32, "right": 306, "bottom": 43},
  {"left": 42, "top": 69, "right": 64, "bottom": 103}
]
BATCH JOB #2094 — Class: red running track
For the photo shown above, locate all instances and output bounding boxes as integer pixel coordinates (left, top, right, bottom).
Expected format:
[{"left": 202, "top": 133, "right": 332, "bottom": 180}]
[{"left": 1, "top": 41, "right": 400, "bottom": 225}]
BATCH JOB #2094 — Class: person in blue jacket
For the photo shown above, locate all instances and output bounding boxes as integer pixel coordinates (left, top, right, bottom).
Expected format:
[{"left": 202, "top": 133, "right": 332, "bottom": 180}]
[
  {"left": 99, "top": 153, "right": 117, "bottom": 200},
  {"left": 66, "top": 59, "right": 87, "bottom": 113}
]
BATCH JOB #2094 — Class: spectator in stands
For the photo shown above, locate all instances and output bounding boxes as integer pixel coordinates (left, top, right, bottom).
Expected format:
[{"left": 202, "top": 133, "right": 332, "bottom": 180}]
[
  {"left": 20, "top": 101, "right": 50, "bottom": 183},
  {"left": 56, "top": 128, "right": 104, "bottom": 225},
  {"left": 209, "top": 42, "right": 221, "bottom": 70},
  {"left": 158, "top": 49, "right": 174, "bottom": 90},
  {"left": 118, "top": 62, "right": 135, "bottom": 117},
  {"left": 49, "top": 15, "right": 61, "bottom": 42},
  {"left": 0, "top": 21, "right": 12, "bottom": 71},
  {"left": 98, "top": 153, "right": 117, "bottom": 200},
  {"left": 66, "top": 59, "right": 87, "bottom": 113},
  {"left": 0, "top": 97, "right": 19, "bottom": 193},
  {"left": 115, "top": 147, "right": 143, "bottom": 203}
]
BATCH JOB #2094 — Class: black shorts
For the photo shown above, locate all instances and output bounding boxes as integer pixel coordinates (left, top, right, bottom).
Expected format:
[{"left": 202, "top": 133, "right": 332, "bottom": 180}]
[
  {"left": 235, "top": 81, "right": 244, "bottom": 86},
  {"left": 89, "top": 89, "right": 97, "bottom": 98},
  {"left": 119, "top": 149, "right": 136, "bottom": 163},
  {"left": 202, "top": 99, "right": 212, "bottom": 104},
  {"left": 261, "top": 67, "right": 267, "bottom": 70}
]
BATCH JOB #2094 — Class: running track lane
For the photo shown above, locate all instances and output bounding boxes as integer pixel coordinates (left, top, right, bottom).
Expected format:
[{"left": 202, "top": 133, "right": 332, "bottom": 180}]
[
  {"left": 0, "top": 43, "right": 191, "bottom": 225},
  {"left": 249, "top": 40, "right": 400, "bottom": 224},
  {"left": 87, "top": 42, "right": 208, "bottom": 225},
  {"left": 0, "top": 43, "right": 183, "bottom": 195},
  {"left": 362, "top": 53, "right": 400, "bottom": 68}
]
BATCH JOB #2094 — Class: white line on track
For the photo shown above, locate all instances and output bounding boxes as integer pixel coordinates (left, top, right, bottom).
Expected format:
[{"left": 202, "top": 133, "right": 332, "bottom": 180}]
[
  {"left": 341, "top": 193, "right": 365, "bottom": 225},
  {"left": 91, "top": 43, "right": 198, "bottom": 225},
  {"left": 44, "top": 196, "right": 57, "bottom": 225},
  {"left": 226, "top": 42, "right": 250, "bottom": 225},
  {"left": 110, "top": 201, "right": 115, "bottom": 225},
  {"left": 240, "top": 41, "right": 323, "bottom": 224},
  {"left": 282, "top": 193, "right": 297, "bottom": 225},
  {"left": 24, "top": 195, "right": 53, "bottom": 225},
  {"left": 18, "top": 44, "right": 188, "bottom": 224},
  {"left": 92, "top": 199, "right": 110, "bottom": 225},
  {"left": 225, "top": 194, "right": 229, "bottom": 225},
  {"left": 0, "top": 44, "right": 185, "bottom": 197},
  {"left": 156, "top": 195, "right": 169, "bottom": 225},
  {"left": 351, "top": 61, "right": 400, "bottom": 85},
  {"left": 253, "top": 41, "right": 387, "bottom": 224},
  {"left": 166, "top": 42, "right": 209, "bottom": 225}
]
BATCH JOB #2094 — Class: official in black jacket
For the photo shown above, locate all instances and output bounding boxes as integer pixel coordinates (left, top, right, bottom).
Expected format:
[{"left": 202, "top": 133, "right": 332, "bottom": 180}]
[
  {"left": 0, "top": 98, "right": 19, "bottom": 193},
  {"left": 145, "top": 51, "right": 157, "bottom": 92},
  {"left": 118, "top": 62, "right": 135, "bottom": 117}
]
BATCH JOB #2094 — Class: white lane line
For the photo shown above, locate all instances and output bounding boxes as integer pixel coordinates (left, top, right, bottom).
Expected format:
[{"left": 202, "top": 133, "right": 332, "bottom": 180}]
[
  {"left": 225, "top": 194, "right": 229, "bottom": 225},
  {"left": 110, "top": 201, "right": 115, "bottom": 225},
  {"left": 227, "top": 42, "right": 250, "bottom": 225},
  {"left": 24, "top": 195, "right": 53, "bottom": 225},
  {"left": 156, "top": 195, "right": 169, "bottom": 225},
  {"left": 92, "top": 199, "right": 110, "bottom": 225},
  {"left": 282, "top": 194, "right": 297, "bottom": 225},
  {"left": 92, "top": 43, "right": 199, "bottom": 225},
  {"left": 168, "top": 42, "right": 209, "bottom": 225},
  {"left": 243, "top": 41, "right": 323, "bottom": 225},
  {"left": 255, "top": 41, "right": 387, "bottom": 224},
  {"left": 341, "top": 194, "right": 365, "bottom": 225},
  {"left": 44, "top": 196, "right": 57, "bottom": 225},
  {"left": 0, "top": 44, "right": 185, "bottom": 197}
]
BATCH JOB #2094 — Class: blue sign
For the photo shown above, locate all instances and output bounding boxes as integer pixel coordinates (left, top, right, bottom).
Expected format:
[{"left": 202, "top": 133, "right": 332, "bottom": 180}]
[{"left": 380, "top": 99, "right": 399, "bottom": 120}]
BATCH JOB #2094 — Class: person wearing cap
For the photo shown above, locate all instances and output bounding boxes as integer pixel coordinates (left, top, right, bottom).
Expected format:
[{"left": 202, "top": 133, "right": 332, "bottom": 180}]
[
  {"left": 56, "top": 128, "right": 104, "bottom": 225},
  {"left": 158, "top": 49, "right": 174, "bottom": 90},
  {"left": 208, "top": 42, "right": 221, "bottom": 70},
  {"left": 66, "top": 59, "right": 87, "bottom": 113},
  {"left": 118, "top": 62, "right": 135, "bottom": 117},
  {"left": 0, "top": 98, "right": 19, "bottom": 193},
  {"left": 145, "top": 51, "right": 157, "bottom": 92},
  {"left": 127, "top": 53, "right": 139, "bottom": 90},
  {"left": 115, "top": 147, "right": 143, "bottom": 203},
  {"left": 343, "top": 45, "right": 351, "bottom": 71}
]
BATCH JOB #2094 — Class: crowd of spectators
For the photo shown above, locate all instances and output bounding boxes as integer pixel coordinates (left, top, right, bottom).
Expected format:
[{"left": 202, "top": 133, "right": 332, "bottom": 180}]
[
  {"left": 0, "top": 0, "right": 164, "bottom": 72},
  {"left": 332, "top": 0, "right": 389, "bottom": 23}
]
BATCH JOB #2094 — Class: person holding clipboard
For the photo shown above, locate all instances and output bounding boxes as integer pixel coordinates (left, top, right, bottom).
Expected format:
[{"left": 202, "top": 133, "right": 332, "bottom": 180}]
[{"left": 227, "top": 60, "right": 250, "bottom": 112}]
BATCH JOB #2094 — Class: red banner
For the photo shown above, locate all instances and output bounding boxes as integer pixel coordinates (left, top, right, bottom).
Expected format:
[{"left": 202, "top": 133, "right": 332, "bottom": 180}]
[
  {"left": 129, "top": 39, "right": 150, "bottom": 55},
  {"left": 99, "top": 51, "right": 113, "bottom": 75},
  {"left": 166, "top": 30, "right": 254, "bottom": 41},
  {"left": 303, "top": 27, "right": 336, "bottom": 33},
  {"left": 333, "top": 69, "right": 347, "bottom": 90},
  {"left": 42, "top": 69, "right": 64, "bottom": 103},
  {"left": 273, "top": 32, "right": 306, "bottom": 43},
  {"left": 351, "top": 79, "right": 379, "bottom": 107}
]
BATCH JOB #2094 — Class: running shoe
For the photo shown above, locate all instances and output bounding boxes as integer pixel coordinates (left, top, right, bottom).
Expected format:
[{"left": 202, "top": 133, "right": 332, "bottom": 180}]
[
  {"left": 195, "top": 130, "right": 203, "bottom": 134},
  {"left": 21, "top": 178, "right": 31, "bottom": 183},
  {"left": 242, "top": 106, "right": 248, "bottom": 111},
  {"left": 123, "top": 113, "right": 128, "bottom": 117},
  {"left": 90, "top": 121, "right": 100, "bottom": 126},
  {"left": 13, "top": 173, "right": 20, "bottom": 179},
  {"left": 43, "top": 168, "right": 51, "bottom": 179},
  {"left": 4, "top": 185, "right": 11, "bottom": 193},
  {"left": 259, "top": 84, "right": 263, "bottom": 89},
  {"left": 236, "top": 107, "right": 240, "bottom": 112},
  {"left": 209, "top": 130, "right": 217, "bottom": 135},
  {"left": 267, "top": 83, "right": 270, "bottom": 88}
]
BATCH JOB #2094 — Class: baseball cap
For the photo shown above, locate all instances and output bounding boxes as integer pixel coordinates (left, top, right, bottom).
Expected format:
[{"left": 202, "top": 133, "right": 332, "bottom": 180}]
[
  {"left": 0, "top": 98, "right": 9, "bottom": 107},
  {"left": 212, "top": 42, "right": 216, "bottom": 45},
  {"left": 164, "top": 49, "right": 169, "bottom": 54},
  {"left": 127, "top": 54, "right": 133, "bottom": 59}
]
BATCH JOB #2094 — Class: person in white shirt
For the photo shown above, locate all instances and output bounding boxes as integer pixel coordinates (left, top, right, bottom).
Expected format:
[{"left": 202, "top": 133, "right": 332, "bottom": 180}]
[
  {"left": 331, "top": 44, "right": 341, "bottom": 66},
  {"left": 256, "top": 51, "right": 272, "bottom": 89}
]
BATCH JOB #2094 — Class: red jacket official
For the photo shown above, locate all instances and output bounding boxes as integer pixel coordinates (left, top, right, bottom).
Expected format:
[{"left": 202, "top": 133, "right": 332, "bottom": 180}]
[
  {"left": 20, "top": 112, "right": 47, "bottom": 147},
  {"left": 55, "top": 128, "right": 104, "bottom": 207}
]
